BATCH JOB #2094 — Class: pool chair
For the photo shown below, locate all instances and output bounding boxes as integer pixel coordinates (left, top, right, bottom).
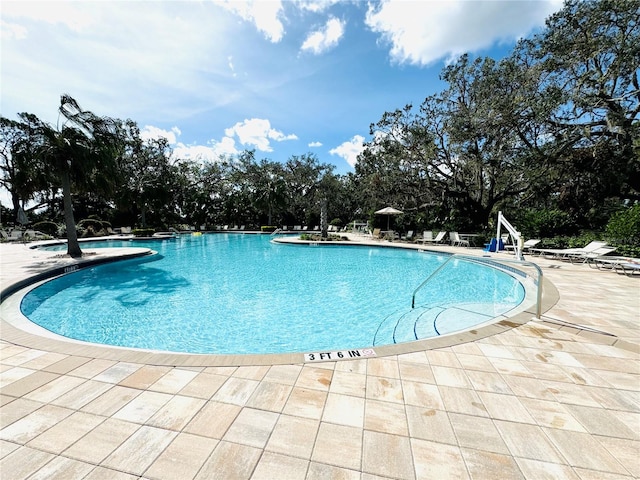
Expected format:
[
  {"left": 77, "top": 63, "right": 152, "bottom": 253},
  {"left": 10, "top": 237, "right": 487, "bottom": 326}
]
[
  {"left": 449, "top": 231, "right": 469, "bottom": 247},
  {"left": 401, "top": 230, "right": 414, "bottom": 241},
  {"left": 588, "top": 256, "right": 640, "bottom": 270},
  {"left": 613, "top": 261, "right": 640, "bottom": 277},
  {"left": 564, "top": 246, "right": 617, "bottom": 263},
  {"left": 505, "top": 239, "right": 540, "bottom": 252},
  {"left": 530, "top": 240, "right": 608, "bottom": 259},
  {"left": 421, "top": 231, "right": 446, "bottom": 245}
]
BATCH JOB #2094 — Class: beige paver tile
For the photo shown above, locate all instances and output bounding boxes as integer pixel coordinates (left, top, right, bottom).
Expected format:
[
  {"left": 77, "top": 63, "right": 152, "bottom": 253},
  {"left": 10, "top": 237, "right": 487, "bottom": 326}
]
[
  {"left": 544, "top": 428, "right": 630, "bottom": 475},
  {"left": 118, "top": 365, "right": 170, "bottom": 389},
  {"left": 194, "top": 440, "right": 261, "bottom": 480},
  {"left": 233, "top": 364, "right": 270, "bottom": 380},
  {"left": 0, "top": 446, "right": 55, "bottom": 480},
  {"left": 27, "top": 411, "right": 105, "bottom": 453},
  {"left": 263, "top": 364, "right": 303, "bottom": 385},
  {"left": 514, "top": 457, "right": 581, "bottom": 480},
  {"left": 251, "top": 451, "right": 309, "bottom": 480},
  {"left": 1, "top": 349, "right": 46, "bottom": 366},
  {"left": 519, "top": 397, "right": 586, "bottom": 431},
  {"left": 0, "top": 397, "right": 43, "bottom": 429},
  {"left": 146, "top": 395, "right": 205, "bottom": 431},
  {"left": 596, "top": 436, "right": 640, "bottom": 478},
  {"left": 295, "top": 366, "right": 333, "bottom": 391},
  {"left": 44, "top": 355, "right": 92, "bottom": 374},
  {"left": 439, "top": 385, "right": 489, "bottom": 417},
  {"left": 50, "top": 379, "right": 112, "bottom": 410},
  {"left": 522, "top": 360, "right": 573, "bottom": 382},
  {"left": 364, "top": 398, "right": 408, "bottom": 436},
  {"left": 461, "top": 447, "right": 525, "bottom": 479},
  {"left": 102, "top": 425, "right": 177, "bottom": 476},
  {"left": 69, "top": 359, "right": 117, "bottom": 379},
  {"left": 246, "top": 379, "right": 292, "bottom": 412},
  {"left": 83, "top": 466, "right": 140, "bottom": 480},
  {"left": 0, "top": 404, "right": 73, "bottom": 444},
  {"left": 335, "top": 358, "right": 368, "bottom": 374},
  {"left": 411, "top": 438, "right": 468, "bottom": 479},
  {"left": 64, "top": 417, "right": 139, "bottom": 464},
  {"left": 80, "top": 385, "right": 141, "bottom": 416},
  {"left": 149, "top": 368, "right": 199, "bottom": 394},
  {"left": 27, "top": 454, "right": 95, "bottom": 480},
  {"left": 494, "top": 420, "right": 566, "bottom": 463},
  {"left": 487, "top": 357, "right": 532, "bottom": 376},
  {"left": 223, "top": 407, "right": 279, "bottom": 448},
  {"left": 322, "top": 393, "right": 365, "bottom": 428},
  {"left": 0, "top": 439, "right": 19, "bottom": 459},
  {"left": 367, "top": 357, "right": 400, "bottom": 378},
  {"left": 93, "top": 362, "right": 142, "bottom": 384},
  {"left": 502, "top": 374, "right": 557, "bottom": 400},
  {"left": 183, "top": 400, "right": 241, "bottom": 438},
  {"left": 398, "top": 361, "right": 435, "bottom": 383},
  {"left": 477, "top": 343, "right": 516, "bottom": 360},
  {"left": 283, "top": 387, "right": 327, "bottom": 420},
  {"left": 366, "top": 375, "right": 404, "bottom": 403},
  {"left": 448, "top": 413, "right": 509, "bottom": 454},
  {"left": 307, "top": 462, "right": 361, "bottom": 479},
  {"left": 24, "top": 375, "right": 86, "bottom": 403},
  {"left": 455, "top": 352, "right": 497, "bottom": 372},
  {"left": 426, "top": 349, "right": 462, "bottom": 367},
  {"left": 0, "top": 370, "right": 59, "bottom": 397},
  {"left": 465, "top": 369, "right": 512, "bottom": 394},
  {"left": 544, "top": 380, "right": 603, "bottom": 407},
  {"left": 212, "top": 376, "right": 260, "bottom": 405},
  {"left": 112, "top": 390, "right": 173, "bottom": 424},
  {"left": 565, "top": 404, "right": 639, "bottom": 440},
  {"left": 402, "top": 381, "right": 444, "bottom": 409},
  {"left": 311, "top": 422, "right": 362, "bottom": 471},
  {"left": 178, "top": 372, "right": 227, "bottom": 399},
  {"left": 587, "top": 385, "right": 640, "bottom": 412},
  {"left": 476, "top": 391, "right": 536, "bottom": 423},
  {"left": 432, "top": 365, "right": 472, "bottom": 388},
  {"left": 266, "top": 414, "right": 319, "bottom": 459},
  {"left": 0, "top": 366, "right": 34, "bottom": 388},
  {"left": 362, "top": 430, "right": 414, "bottom": 480},
  {"left": 405, "top": 406, "right": 456, "bottom": 444},
  {"left": 144, "top": 432, "right": 218, "bottom": 480},
  {"left": 572, "top": 468, "right": 635, "bottom": 480},
  {"left": 329, "top": 370, "right": 367, "bottom": 396},
  {"left": 19, "top": 352, "right": 67, "bottom": 371}
]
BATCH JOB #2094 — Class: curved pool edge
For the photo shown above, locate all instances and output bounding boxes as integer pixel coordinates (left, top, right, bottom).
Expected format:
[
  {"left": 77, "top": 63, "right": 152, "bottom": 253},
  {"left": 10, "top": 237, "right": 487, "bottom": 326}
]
[{"left": 0, "top": 244, "right": 561, "bottom": 367}]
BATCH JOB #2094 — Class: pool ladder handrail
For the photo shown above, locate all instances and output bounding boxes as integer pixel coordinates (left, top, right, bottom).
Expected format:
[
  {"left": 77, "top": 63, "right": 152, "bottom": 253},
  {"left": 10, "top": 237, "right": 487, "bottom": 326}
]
[{"left": 411, "top": 254, "right": 543, "bottom": 319}]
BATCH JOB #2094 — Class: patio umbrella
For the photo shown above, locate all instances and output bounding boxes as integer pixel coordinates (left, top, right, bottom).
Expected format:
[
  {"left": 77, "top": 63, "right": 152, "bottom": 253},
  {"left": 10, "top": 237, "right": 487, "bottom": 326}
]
[
  {"left": 17, "top": 206, "right": 28, "bottom": 226},
  {"left": 375, "top": 206, "right": 403, "bottom": 230}
]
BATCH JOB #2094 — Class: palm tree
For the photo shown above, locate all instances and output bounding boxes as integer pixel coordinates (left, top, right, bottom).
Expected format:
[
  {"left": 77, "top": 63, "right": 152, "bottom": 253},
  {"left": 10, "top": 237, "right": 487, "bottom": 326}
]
[{"left": 33, "top": 95, "right": 122, "bottom": 257}]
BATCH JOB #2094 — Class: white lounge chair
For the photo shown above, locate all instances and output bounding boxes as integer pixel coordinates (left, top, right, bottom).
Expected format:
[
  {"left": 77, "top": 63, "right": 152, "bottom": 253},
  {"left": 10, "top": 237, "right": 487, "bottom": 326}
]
[
  {"left": 421, "top": 231, "right": 446, "bottom": 245},
  {"left": 530, "top": 240, "right": 608, "bottom": 259},
  {"left": 449, "top": 231, "right": 469, "bottom": 247}
]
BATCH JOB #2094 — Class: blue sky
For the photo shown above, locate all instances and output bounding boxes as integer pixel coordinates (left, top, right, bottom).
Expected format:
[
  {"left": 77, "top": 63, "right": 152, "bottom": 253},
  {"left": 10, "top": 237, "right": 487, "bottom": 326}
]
[{"left": 1, "top": 0, "right": 563, "bottom": 177}]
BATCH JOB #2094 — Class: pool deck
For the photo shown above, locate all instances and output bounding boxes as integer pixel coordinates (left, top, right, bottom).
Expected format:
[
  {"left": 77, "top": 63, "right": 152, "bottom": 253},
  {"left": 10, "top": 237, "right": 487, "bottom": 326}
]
[{"left": 0, "top": 237, "right": 638, "bottom": 479}]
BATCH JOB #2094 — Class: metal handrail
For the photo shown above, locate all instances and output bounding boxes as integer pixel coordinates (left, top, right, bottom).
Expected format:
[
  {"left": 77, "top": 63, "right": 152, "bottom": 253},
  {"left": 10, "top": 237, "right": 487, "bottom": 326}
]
[{"left": 411, "top": 254, "right": 543, "bottom": 318}]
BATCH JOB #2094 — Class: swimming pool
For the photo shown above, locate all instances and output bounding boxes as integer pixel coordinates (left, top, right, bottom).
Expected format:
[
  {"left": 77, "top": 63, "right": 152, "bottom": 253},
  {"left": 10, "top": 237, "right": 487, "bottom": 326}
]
[{"left": 21, "top": 234, "right": 525, "bottom": 355}]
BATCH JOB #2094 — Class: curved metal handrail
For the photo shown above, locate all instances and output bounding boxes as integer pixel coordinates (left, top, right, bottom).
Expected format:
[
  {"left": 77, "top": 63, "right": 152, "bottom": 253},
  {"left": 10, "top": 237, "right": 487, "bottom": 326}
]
[{"left": 411, "top": 254, "right": 543, "bottom": 318}]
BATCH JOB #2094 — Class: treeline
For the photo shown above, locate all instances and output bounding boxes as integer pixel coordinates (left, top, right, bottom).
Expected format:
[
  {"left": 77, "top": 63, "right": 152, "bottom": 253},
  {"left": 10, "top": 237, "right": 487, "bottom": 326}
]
[{"left": 1, "top": 0, "right": 639, "bottom": 255}]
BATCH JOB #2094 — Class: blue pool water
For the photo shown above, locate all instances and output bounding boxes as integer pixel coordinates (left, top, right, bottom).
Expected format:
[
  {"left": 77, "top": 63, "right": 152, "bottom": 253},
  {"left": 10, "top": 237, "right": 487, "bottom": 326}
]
[{"left": 22, "top": 234, "right": 525, "bottom": 355}]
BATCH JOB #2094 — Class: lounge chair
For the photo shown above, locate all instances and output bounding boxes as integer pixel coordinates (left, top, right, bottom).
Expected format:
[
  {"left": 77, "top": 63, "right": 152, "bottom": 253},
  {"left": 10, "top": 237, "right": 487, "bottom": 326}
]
[
  {"left": 401, "top": 230, "right": 414, "bottom": 241},
  {"left": 614, "top": 261, "right": 640, "bottom": 277},
  {"left": 449, "top": 231, "right": 469, "bottom": 247},
  {"left": 372, "top": 228, "right": 382, "bottom": 239},
  {"left": 588, "top": 256, "right": 640, "bottom": 270},
  {"left": 420, "top": 231, "right": 433, "bottom": 243},
  {"left": 505, "top": 239, "right": 541, "bottom": 252},
  {"left": 564, "top": 246, "right": 617, "bottom": 263},
  {"left": 421, "top": 231, "right": 446, "bottom": 245},
  {"left": 530, "top": 240, "right": 608, "bottom": 259}
]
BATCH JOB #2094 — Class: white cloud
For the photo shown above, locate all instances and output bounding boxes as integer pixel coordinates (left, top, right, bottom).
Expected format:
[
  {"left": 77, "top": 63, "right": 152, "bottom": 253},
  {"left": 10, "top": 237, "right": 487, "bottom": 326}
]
[
  {"left": 1, "top": 1, "right": 94, "bottom": 33},
  {"left": 365, "top": 0, "right": 563, "bottom": 66},
  {"left": 140, "top": 125, "right": 182, "bottom": 145},
  {"left": 214, "top": 0, "right": 285, "bottom": 42},
  {"left": 308, "top": 141, "right": 322, "bottom": 147},
  {"left": 329, "top": 135, "right": 365, "bottom": 168},
  {"left": 224, "top": 118, "right": 297, "bottom": 152},
  {"left": 0, "top": 21, "right": 28, "bottom": 40},
  {"left": 301, "top": 17, "right": 345, "bottom": 54}
]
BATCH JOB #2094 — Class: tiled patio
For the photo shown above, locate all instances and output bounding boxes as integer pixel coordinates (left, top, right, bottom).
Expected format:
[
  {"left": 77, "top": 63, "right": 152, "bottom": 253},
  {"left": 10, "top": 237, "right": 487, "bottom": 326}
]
[{"left": 0, "top": 239, "right": 638, "bottom": 479}]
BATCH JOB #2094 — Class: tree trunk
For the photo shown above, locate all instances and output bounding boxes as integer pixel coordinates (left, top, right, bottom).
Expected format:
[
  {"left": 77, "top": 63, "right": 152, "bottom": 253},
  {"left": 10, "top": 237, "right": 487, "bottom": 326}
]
[
  {"left": 320, "top": 197, "right": 328, "bottom": 238},
  {"left": 61, "top": 169, "right": 82, "bottom": 258}
]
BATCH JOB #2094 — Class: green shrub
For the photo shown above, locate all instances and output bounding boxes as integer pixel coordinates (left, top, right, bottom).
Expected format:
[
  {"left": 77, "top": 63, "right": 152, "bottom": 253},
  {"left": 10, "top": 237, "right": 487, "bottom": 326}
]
[
  {"left": 132, "top": 228, "right": 155, "bottom": 237},
  {"left": 518, "top": 208, "right": 577, "bottom": 238},
  {"left": 261, "top": 226, "right": 277, "bottom": 232},
  {"left": 31, "top": 221, "right": 59, "bottom": 237},
  {"left": 606, "top": 204, "right": 640, "bottom": 246}
]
